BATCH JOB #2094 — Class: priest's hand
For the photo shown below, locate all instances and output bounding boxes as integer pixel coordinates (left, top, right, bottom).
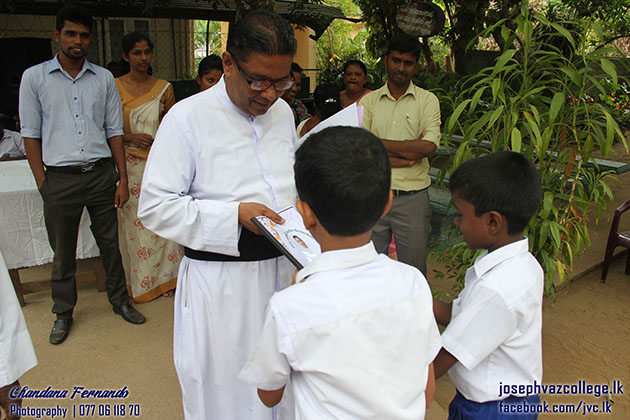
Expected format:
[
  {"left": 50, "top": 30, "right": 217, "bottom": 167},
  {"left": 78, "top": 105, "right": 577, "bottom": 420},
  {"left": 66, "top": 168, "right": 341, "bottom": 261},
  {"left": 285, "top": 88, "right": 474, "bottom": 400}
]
[{"left": 239, "top": 202, "right": 285, "bottom": 235}]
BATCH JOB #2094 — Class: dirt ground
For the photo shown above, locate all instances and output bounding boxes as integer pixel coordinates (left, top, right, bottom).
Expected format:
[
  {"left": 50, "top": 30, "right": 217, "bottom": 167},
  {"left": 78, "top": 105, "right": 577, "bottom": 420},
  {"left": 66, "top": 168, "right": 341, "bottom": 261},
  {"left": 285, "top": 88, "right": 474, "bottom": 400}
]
[
  {"left": 540, "top": 254, "right": 630, "bottom": 419},
  {"left": 538, "top": 136, "right": 629, "bottom": 419}
]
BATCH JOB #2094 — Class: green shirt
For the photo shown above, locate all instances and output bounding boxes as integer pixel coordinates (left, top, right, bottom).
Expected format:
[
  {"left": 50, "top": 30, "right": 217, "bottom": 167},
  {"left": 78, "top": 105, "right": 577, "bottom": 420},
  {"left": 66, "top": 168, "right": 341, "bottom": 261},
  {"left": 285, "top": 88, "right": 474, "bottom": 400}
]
[{"left": 359, "top": 82, "right": 441, "bottom": 191}]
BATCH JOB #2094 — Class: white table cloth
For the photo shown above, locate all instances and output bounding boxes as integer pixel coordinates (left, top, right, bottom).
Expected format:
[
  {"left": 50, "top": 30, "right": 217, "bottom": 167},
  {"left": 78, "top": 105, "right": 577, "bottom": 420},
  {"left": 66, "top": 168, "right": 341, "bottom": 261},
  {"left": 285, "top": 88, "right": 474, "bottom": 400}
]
[{"left": 0, "top": 160, "right": 99, "bottom": 270}]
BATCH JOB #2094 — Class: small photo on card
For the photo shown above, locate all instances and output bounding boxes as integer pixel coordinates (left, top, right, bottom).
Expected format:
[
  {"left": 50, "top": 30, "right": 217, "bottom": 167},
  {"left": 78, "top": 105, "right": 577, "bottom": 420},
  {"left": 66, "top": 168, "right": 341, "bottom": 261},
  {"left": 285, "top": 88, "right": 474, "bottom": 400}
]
[{"left": 251, "top": 206, "right": 321, "bottom": 269}]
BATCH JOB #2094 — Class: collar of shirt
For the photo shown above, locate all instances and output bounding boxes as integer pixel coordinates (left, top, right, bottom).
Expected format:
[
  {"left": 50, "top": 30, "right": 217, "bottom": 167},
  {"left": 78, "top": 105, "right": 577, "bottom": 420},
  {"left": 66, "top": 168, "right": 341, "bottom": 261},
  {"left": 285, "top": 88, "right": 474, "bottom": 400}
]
[
  {"left": 471, "top": 238, "right": 530, "bottom": 280},
  {"left": 47, "top": 54, "right": 95, "bottom": 81},
  {"left": 295, "top": 242, "right": 379, "bottom": 283},
  {"left": 377, "top": 82, "right": 417, "bottom": 101},
  {"left": 214, "top": 75, "right": 259, "bottom": 120}
]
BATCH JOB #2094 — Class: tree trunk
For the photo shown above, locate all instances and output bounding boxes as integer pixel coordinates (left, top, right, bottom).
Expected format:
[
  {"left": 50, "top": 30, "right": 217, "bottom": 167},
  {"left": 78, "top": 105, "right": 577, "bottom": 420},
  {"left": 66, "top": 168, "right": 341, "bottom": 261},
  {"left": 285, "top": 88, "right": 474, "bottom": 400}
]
[{"left": 421, "top": 37, "right": 438, "bottom": 74}]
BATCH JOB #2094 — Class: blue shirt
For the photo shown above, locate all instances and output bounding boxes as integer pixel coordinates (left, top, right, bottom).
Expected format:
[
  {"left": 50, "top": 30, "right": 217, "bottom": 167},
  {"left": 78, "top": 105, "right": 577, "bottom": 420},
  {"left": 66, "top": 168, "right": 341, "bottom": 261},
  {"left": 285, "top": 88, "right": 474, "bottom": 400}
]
[{"left": 19, "top": 55, "right": 124, "bottom": 166}]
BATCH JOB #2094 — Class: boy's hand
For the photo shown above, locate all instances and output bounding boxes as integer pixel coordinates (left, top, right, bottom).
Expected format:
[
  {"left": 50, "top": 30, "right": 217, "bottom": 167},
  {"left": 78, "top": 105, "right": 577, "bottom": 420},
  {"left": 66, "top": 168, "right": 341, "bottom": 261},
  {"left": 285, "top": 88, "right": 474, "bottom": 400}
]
[
  {"left": 239, "top": 202, "right": 285, "bottom": 234},
  {"left": 257, "top": 386, "right": 285, "bottom": 407}
]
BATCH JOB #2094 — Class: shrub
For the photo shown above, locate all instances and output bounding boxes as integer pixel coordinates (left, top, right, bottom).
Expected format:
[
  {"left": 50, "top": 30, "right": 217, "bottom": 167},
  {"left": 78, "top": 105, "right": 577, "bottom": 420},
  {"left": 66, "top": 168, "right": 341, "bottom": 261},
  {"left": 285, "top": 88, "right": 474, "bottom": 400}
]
[
  {"left": 430, "top": 3, "right": 628, "bottom": 296},
  {"left": 599, "top": 77, "right": 630, "bottom": 129}
]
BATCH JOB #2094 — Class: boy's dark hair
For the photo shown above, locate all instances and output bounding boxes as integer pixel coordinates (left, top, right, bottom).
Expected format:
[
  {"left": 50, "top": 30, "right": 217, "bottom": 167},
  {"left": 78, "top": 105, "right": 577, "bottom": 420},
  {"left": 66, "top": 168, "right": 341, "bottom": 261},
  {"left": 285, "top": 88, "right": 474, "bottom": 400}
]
[
  {"left": 313, "top": 84, "right": 342, "bottom": 121},
  {"left": 386, "top": 33, "right": 421, "bottom": 61},
  {"left": 449, "top": 151, "right": 542, "bottom": 235},
  {"left": 122, "top": 32, "right": 154, "bottom": 55},
  {"left": 295, "top": 127, "right": 391, "bottom": 236},
  {"left": 227, "top": 10, "right": 297, "bottom": 62},
  {"left": 198, "top": 54, "right": 223, "bottom": 76},
  {"left": 56, "top": 4, "right": 93, "bottom": 32}
]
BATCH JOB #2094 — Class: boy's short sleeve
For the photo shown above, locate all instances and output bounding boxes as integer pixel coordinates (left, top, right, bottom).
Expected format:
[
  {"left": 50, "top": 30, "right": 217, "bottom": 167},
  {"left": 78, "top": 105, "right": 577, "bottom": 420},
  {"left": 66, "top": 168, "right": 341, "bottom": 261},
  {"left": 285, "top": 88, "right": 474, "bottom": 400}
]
[
  {"left": 239, "top": 303, "right": 291, "bottom": 391},
  {"left": 427, "top": 308, "right": 442, "bottom": 366},
  {"left": 441, "top": 285, "right": 516, "bottom": 370},
  {"left": 421, "top": 280, "right": 442, "bottom": 365}
]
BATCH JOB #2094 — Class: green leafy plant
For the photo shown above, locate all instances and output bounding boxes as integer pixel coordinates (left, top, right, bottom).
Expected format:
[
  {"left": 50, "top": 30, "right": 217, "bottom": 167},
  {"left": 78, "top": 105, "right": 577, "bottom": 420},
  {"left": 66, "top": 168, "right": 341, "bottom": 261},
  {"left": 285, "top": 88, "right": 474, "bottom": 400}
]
[
  {"left": 431, "top": 3, "right": 628, "bottom": 296},
  {"left": 598, "top": 77, "right": 630, "bottom": 129}
]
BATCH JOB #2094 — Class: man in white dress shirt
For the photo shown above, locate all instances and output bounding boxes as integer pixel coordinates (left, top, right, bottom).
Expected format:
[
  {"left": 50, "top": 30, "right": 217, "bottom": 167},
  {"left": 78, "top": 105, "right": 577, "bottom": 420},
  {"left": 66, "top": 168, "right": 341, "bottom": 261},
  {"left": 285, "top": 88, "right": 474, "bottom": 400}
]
[{"left": 138, "top": 10, "right": 297, "bottom": 420}]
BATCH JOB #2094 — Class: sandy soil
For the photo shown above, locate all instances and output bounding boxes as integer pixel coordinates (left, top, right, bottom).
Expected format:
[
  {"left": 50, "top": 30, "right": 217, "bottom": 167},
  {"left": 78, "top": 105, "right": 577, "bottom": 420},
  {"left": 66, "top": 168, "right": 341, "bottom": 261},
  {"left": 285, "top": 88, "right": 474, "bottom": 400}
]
[
  {"left": 541, "top": 135, "right": 629, "bottom": 419},
  {"left": 540, "top": 255, "right": 630, "bottom": 419}
]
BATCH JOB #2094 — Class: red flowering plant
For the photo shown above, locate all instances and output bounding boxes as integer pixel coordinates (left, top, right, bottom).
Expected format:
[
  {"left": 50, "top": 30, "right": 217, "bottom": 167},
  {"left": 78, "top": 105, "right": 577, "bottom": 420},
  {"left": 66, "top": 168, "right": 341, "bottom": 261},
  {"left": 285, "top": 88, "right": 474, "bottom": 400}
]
[{"left": 599, "top": 77, "right": 630, "bottom": 129}]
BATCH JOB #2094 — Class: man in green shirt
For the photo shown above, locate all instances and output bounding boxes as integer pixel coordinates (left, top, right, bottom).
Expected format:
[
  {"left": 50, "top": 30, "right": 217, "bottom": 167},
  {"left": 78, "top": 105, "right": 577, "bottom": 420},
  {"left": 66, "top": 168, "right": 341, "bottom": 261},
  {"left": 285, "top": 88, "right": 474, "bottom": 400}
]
[{"left": 359, "top": 33, "right": 441, "bottom": 276}]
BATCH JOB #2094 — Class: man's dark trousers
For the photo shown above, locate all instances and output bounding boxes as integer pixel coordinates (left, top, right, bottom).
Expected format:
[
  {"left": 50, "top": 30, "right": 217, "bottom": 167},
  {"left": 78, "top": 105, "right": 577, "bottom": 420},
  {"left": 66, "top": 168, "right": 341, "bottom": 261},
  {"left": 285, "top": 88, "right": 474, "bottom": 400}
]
[{"left": 39, "top": 160, "right": 128, "bottom": 319}]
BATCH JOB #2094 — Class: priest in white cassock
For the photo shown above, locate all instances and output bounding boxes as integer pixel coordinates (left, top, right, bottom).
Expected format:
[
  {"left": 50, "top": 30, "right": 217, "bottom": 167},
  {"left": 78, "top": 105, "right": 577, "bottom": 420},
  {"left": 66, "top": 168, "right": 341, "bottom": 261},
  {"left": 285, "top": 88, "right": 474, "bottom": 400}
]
[{"left": 138, "top": 10, "right": 298, "bottom": 420}]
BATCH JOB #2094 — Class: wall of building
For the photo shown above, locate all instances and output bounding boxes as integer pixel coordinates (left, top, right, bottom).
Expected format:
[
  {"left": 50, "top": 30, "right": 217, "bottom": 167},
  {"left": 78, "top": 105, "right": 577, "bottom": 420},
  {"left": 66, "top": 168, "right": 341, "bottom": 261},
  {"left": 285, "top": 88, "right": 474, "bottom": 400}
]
[{"left": 0, "top": 14, "right": 195, "bottom": 80}]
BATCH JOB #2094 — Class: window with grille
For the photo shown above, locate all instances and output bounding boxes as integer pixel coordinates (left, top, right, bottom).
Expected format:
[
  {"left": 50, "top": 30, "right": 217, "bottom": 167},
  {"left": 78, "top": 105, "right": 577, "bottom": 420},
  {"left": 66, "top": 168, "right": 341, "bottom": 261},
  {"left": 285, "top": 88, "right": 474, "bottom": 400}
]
[{"left": 109, "top": 20, "right": 124, "bottom": 62}]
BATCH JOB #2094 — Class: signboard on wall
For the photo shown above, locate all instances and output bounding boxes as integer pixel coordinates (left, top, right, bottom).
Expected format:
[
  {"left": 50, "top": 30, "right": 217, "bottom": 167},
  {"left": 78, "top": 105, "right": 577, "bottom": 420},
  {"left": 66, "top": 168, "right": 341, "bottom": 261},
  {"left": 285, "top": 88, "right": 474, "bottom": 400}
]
[{"left": 396, "top": 2, "right": 445, "bottom": 37}]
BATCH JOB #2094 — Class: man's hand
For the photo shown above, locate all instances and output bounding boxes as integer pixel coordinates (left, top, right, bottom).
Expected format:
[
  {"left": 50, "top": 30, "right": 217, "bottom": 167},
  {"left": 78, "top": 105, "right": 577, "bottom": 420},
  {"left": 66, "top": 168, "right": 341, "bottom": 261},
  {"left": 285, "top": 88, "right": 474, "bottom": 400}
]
[
  {"left": 114, "top": 179, "right": 129, "bottom": 208},
  {"left": 380, "top": 131, "right": 436, "bottom": 161},
  {"left": 389, "top": 155, "right": 419, "bottom": 168},
  {"left": 129, "top": 133, "right": 154, "bottom": 149},
  {"left": 238, "top": 202, "right": 285, "bottom": 235},
  {"left": 35, "top": 174, "right": 46, "bottom": 190}
]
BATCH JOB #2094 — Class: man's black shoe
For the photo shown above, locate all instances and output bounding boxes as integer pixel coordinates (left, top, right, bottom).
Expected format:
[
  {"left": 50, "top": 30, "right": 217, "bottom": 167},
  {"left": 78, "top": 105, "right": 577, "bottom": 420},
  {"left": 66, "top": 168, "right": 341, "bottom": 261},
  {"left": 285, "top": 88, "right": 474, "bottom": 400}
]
[
  {"left": 113, "top": 303, "right": 146, "bottom": 324},
  {"left": 49, "top": 318, "right": 72, "bottom": 345}
]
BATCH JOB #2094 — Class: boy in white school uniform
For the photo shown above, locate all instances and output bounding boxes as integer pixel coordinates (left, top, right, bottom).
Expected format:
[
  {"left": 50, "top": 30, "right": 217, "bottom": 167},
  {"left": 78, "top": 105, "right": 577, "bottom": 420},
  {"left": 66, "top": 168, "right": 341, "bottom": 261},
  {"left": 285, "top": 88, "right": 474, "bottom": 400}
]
[
  {"left": 433, "top": 151, "right": 544, "bottom": 419},
  {"left": 239, "top": 126, "right": 442, "bottom": 419}
]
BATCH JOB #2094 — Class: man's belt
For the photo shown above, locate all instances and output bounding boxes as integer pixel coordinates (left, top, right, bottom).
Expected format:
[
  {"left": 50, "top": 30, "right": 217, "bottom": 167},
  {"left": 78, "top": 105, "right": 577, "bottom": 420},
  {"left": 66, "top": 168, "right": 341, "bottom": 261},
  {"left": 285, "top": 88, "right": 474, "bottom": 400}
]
[
  {"left": 391, "top": 186, "right": 429, "bottom": 197},
  {"left": 45, "top": 157, "right": 112, "bottom": 174},
  {"left": 184, "top": 228, "right": 281, "bottom": 262}
]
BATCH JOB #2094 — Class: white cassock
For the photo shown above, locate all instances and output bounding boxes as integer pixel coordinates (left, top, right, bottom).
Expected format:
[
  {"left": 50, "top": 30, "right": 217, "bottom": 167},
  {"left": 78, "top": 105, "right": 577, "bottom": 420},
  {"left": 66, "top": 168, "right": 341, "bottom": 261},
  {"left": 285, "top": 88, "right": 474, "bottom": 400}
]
[
  {"left": 0, "top": 249, "right": 37, "bottom": 387},
  {"left": 138, "top": 77, "right": 297, "bottom": 420}
]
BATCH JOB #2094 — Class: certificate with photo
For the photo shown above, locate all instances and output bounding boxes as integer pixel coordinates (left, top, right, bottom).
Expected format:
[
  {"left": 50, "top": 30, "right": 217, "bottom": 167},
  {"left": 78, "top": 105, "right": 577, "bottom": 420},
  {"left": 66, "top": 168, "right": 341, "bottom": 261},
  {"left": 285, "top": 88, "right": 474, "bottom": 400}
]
[{"left": 251, "top": 206, "right": 321, "bottom": 269}]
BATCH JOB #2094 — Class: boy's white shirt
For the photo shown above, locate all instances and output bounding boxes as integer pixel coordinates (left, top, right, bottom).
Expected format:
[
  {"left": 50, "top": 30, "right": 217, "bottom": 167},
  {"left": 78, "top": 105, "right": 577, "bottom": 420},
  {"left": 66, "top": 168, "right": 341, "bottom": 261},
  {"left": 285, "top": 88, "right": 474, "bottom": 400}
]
[
  {"left": 441, "top": 238, "right": 544, "bottom": 403},
  {"left": 239, "top": 241, "right": 441, "bottom": 420}
]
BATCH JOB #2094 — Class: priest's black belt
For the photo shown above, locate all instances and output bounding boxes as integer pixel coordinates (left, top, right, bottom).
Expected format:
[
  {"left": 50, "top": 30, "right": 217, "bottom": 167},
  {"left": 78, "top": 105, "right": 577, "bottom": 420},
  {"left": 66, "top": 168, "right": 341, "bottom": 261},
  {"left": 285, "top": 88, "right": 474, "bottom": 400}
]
[{"left": 184, "top": 228, "right": 281, "bottom": 262}]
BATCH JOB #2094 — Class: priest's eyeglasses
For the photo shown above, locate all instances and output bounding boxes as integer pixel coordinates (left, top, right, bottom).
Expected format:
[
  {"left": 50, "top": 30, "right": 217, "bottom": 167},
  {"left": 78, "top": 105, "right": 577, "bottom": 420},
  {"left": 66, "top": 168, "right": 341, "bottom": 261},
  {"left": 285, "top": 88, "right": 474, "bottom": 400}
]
[{"left": 229, "top": 51, "right": 294, "bottom": 92}]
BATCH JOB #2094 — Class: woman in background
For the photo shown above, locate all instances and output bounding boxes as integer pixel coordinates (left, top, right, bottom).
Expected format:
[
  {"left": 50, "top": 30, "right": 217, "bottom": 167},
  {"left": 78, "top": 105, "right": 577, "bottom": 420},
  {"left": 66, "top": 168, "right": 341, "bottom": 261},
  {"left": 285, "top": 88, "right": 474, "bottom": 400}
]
[
  {"left": 297, "top": 84, "right": 342, "bottom": 138},
  {"left": 281, "top": 62, "right": 310, "bottom": 125},
  {"left": 115, "top": 32, "right": 182, "bottom": 302},
  {"left": 197, "top": 54, "right": 223, "bottom": 91},
  {"left": 339, "top": 59, "right": 371, "bottom": 108}
]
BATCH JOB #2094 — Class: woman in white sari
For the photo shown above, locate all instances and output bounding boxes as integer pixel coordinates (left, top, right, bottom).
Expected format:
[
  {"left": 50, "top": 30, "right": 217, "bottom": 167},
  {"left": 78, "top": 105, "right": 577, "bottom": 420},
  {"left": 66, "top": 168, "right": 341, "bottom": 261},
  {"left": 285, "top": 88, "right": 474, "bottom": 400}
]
[{"left": 115, "top": 32, "right": 182, "bottom": 302}]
